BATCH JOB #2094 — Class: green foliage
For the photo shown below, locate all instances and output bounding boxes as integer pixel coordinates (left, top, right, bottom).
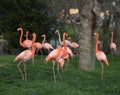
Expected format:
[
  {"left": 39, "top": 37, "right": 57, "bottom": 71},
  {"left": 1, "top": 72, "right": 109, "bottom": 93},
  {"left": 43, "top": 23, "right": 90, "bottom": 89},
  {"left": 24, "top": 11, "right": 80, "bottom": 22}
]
[
  {"left": 0, "top": 0, "right": 54, "bottom": 51},
  {"left": 0, "top": 55, "right": 120, "bottom": 95}
]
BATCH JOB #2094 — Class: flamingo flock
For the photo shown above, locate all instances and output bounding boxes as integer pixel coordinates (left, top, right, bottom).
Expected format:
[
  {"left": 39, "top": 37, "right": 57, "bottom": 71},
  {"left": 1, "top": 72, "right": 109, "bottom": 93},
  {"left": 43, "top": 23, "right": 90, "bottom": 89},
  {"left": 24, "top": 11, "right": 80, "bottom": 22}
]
[
  {"left": 14, "top": 27, "right": 116, "bottom": 82},
  {"left": 14, "top": 33, "right": 36, "bottom": 81}
]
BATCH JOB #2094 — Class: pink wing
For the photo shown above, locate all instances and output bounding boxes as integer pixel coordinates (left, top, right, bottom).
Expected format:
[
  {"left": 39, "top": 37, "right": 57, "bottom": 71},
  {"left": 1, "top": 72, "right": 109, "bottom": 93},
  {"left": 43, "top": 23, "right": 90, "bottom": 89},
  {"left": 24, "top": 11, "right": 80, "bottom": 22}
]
[
  {"left": 43, "top": 43, "right": 54, "bottom": 49},
  {"left": 45, "top": 49, "right": 59, "bottom": 62},
  {"left": 71, "top": 42, "right": 79, "bottom": 48},
  {"left": 34, "top": 42, "right": 42, "bottom": 49},
  {"left": 110, "top": 43, "right": 116, "bottom": 51},
  {"left": 14, "top": 50, "right": 33, "bottom": 62},
  {"left": 23, "top": 40, "right": 32, "bottom": 48},
  {"left": 96, "top": 51, "right": 109, "bottom": 66}
]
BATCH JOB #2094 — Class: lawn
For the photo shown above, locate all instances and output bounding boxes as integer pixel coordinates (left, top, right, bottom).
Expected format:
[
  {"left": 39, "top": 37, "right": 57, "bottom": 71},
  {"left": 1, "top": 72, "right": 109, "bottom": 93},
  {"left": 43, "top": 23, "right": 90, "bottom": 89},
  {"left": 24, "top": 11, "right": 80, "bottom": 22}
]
[{"left": 0, "top": 54, "right": 120, "bottom": 95}]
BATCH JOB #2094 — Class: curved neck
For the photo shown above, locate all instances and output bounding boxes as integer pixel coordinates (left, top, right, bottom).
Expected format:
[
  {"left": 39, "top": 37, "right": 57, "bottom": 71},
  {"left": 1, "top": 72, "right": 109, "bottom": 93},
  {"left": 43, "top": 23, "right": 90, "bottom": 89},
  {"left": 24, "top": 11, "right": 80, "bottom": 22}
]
[
  {"left": 42, "top": 35, "right": 46, "bottom": 44},
  {"left": 111, "top": 32, "right": 114, "bottom": 43},
  {"left": 63, "top": 33, "right": 67, "bottom": 55},
  {"left": 95, "top": 34, "right": 99, "bottom": 52},
  {"left": 19, "top": 28, "right": 24, "bottom": 47},
  {"left": 25, "top": 31, "right": 29, "bottom": 40},
  {"left": 57, "top": 31, "right": 62, "bottom": 44},
  {"left": 32, "top": 34, "right": 36, "bottom": 55}
]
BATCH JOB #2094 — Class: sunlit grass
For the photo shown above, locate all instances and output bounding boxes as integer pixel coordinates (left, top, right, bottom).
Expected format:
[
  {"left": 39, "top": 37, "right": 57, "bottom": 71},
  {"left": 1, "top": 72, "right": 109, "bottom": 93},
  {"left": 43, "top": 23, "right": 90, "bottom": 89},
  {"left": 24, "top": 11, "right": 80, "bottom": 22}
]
[{"left": 0, "top": 54, "right": 120, "bottom": 95}]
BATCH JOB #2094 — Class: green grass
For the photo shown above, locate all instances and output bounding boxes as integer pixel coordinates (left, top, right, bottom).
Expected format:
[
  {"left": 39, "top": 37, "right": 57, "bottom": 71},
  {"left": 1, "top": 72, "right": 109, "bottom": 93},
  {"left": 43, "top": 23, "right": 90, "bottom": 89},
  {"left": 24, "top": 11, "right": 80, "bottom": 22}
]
[{"left": 0, "top": 54, "right": 120, "bottom": 95}]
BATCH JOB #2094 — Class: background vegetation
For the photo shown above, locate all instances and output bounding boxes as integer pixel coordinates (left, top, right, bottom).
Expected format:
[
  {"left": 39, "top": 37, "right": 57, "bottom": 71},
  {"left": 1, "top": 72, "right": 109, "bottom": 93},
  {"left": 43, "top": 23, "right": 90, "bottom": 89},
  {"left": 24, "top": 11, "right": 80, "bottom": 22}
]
[
  {"left": 0, "top": 55, "right": 120, "bottom": 95},
  {"left": 0, "top": 0, "right": 59, "bottom": 53}
]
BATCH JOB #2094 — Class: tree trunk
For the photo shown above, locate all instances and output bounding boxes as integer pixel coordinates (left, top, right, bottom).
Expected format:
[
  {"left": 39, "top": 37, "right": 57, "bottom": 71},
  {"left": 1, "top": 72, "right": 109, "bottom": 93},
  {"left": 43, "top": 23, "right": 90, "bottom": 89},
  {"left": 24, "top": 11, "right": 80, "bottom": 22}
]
[
  {"left": 114, "top": 0, "right": 120, "bottom": 55},
  {"left": 79, "top": 0, "right": 100, "bottom": 71},
  {"left": 71, "top": 19, "right": 79, "bottom": 42}
]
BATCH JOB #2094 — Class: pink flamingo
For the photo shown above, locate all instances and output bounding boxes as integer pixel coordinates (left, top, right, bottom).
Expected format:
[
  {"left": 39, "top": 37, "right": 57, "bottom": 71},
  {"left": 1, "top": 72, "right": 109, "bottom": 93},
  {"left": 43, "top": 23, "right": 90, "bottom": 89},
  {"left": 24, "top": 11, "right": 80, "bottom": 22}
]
[
  {"left": 25, "top": 31, "right": 43, "bottom": 56},
  {"left": 95, "top": 33, "right": 109, "bottom": 80},
  {"left": 17, "top": 27, "right": 32, "bottom": 49},
  {"left": 110, "top": 32, "right": 116, "bottom": 51},
  {"left": 55, "top": 30, "right": 74, "bottom": 70},
  {"left": 42, "top": 34, "right": 54, "bottom": 53},
  {"left": 14, "top": 33, "right": 36, "bottom": 81},
  {"left": 45, "top": 32, "right": 68, "bottom": 82},
  {"left": 55, "top": 30, "right": 74, "bottom": 58},
  {"left": 34, "top": 42, "right": 42, "bottom": 55},
  {"left": 34, "top": 34, "right": 42, "bottom": 57},
  {"left": 55, "top": 30, "right": 72, "bottom": 47},
  {"left": 24, "top": 30, "right": 36, "bottom": 65},
  {"left": 25, "top": 31, "right": 29, "bottom": 40},
  {"left": 67, "top": 37, "right": 79, "bottom": 48}
]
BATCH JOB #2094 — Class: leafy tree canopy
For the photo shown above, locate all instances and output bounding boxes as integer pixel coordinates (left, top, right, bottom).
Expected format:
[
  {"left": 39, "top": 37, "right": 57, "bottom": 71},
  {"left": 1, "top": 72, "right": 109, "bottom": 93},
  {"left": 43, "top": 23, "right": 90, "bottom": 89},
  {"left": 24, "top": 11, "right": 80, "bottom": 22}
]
[{"left": 0, "top": 0, "right": 54, "bottom": 52}]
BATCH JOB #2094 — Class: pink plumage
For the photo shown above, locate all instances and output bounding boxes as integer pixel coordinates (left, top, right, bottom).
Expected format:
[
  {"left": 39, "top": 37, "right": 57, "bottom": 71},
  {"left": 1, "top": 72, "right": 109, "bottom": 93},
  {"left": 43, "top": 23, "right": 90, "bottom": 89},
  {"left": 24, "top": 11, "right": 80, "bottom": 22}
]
[
  {"left": 42, "top": 34, "right": 54, "bottom": 52},
  {"left": 14, "top": 33, "right": 36, "bottom": 81},
  {"left": 95, "top": 33, "right": 109, "bottom": 66},
  {"left": 17, "top": 27, "right": 32, "bottom": 49},
  {"left": 96, "top": 51, "right": 109, "bottom": 66},
  {"left": 110, "top": 32, "right": 117, "bottom": 51},
  {"left": 14, "top": 50, "right": 33, "bottom": 62},
  {"left": 95, "top": 32, "right": 109, "bottom": 80}
]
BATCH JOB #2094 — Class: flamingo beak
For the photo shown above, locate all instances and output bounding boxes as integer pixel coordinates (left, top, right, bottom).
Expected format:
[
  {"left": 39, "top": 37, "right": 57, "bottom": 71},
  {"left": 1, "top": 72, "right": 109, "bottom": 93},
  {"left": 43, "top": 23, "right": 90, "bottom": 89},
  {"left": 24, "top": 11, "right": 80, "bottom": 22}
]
[
  {"left": 94, "top": 33, "right": 96, "bottom": 35},
  {"left": 17, "top": 28, "right": 20, "bottom": 31},
  {"left": 55, "top": 30, "right": 59, "bottom": 34},
  {"left": 42, "top": 35, "right": 44, "bottom": 37}
]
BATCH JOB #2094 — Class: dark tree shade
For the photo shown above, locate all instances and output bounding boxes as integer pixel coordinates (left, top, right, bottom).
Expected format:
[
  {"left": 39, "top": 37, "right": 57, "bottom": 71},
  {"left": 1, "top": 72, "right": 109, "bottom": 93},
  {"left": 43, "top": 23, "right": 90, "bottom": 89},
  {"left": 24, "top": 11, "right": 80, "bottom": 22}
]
[{"left": 0, "top": 0, "right": 53, "bottom": 53}]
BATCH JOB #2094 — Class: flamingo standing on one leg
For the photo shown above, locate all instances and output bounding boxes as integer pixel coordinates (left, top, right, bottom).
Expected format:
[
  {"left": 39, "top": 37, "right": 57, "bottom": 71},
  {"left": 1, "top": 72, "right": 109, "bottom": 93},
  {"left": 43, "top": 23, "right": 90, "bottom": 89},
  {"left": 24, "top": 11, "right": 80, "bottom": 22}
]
[
  {"left": 95, "top": 32, "right": 109, "bottom": 80},
  {"left": 14, "top": 33, "right": 36, "bottom": 81},
  {"left": 42, "top": 34, "right": 54, "bottom": 53},
  {"left": 110, "top": 32, "right": 117, "bottom": 54},
  {"left": 17, "top": 27, "right": 32, "bottom": 49}
]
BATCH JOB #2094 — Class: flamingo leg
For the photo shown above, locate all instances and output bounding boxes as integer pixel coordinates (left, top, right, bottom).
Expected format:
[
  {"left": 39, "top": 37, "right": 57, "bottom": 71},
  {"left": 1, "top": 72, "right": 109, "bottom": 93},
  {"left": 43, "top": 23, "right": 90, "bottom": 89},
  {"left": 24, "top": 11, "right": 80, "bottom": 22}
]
[
  {"left": 32, "top": 56, "right": 35, "bottom": 65},
  {"left": 111, "top": 49, "right": 114, "bottom": 59},
  {"left": 64, "top": 59, "right": 69, "bottom": 71},
  {"left": 17, "top": 61, "right": 24, "bottom": 80},
  {"left": 24, "top": 63, "right": 27, "bottom": 81},
  {"left": 66, "top": 58, "right": 70, "bottom": 70},
  {"left": 35, "top": 49, "right": 38, "bottom": 56},
  {"left": 47, "top": 49, "right": 50, "bottom": 54},
  {"left": 57, "top": 62, "right": 62, "bottom": 81},
  {"left": 99, "top": 61, "right": 104, "bottom": 80},
  {"left": 53, "top": 63, "right": 56, "bottom": 83},
  {"left": 40, "top": 50, "right": 43, "bottom": 60}
]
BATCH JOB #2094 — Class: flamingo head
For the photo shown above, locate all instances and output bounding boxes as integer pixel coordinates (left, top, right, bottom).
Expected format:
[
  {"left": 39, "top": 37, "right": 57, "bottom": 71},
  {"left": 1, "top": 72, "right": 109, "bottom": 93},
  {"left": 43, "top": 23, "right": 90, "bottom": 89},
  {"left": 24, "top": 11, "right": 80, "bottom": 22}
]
[
  {"left": 42, "top": 34, "right": 46, "bottom": 37},
  {"left": 64, "top": 32, "right": 68, "bottom": 37},
  {"left": 25, "top": 31, "right": 29, "bottom": 37},
  {"left": 17, "top": 27, "right": 22, "bottom": 31},
  {"left": 32, "top": 33, "right": 36, "bottom": 41},
  {"left": 94, "top": 32, "right": 99, "bottom": 37},
  {"left": 55, "top": 30, "right": 59, "bottom": 34},
  {"left": 26, "top": 31, "right": 29, "bottom": 35},
  {"left": 111, "top": 32, "right": 113, "bottom": 34}
]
